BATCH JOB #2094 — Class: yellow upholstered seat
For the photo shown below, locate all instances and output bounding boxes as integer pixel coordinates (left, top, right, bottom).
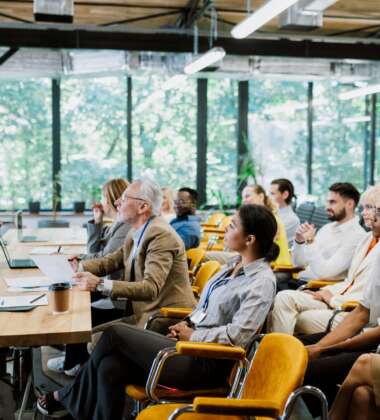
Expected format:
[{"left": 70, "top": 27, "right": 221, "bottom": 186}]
[
  {"left": 187, "top": 248, "right": 206, "bottom": 278},
  {"left": 201, "top": 213, "right": 226, "bottom": 228},
  {"left": 192, "top": 261, "right": 221, "bottom": 296},
  {"left": 136, "top": 333, "right": 328, "bottom": 420}
]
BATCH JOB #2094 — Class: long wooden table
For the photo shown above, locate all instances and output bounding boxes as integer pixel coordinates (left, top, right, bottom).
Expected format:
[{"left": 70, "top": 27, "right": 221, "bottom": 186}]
[{"left": 0, "top": 228, "right": 91, "bottom": 347}]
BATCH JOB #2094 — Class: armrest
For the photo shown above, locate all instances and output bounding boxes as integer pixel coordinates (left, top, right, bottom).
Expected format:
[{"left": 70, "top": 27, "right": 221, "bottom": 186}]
[
  {"left": 193, "top": 396, "right": 280, "bottom": 417},
  {"left": 159, "top": 307, "right": 192, "bottom": 318},
  {"left": 305, "top": 279, "right": 342, "bottom": 289},
  {"left": 340, "top": 301, "right": 359, "bottom": 311},
  {"left": 272, "top": 264, "right": 304, "bottom": 274},
  {"left": 201, "top": 223, "right": 219, "bottom": 228},
  {"left": 202, "top": 227, "right": 225, "bottom": 236},
  {"left": 176, "top": 342, "right": 246, "bottom": 360}
]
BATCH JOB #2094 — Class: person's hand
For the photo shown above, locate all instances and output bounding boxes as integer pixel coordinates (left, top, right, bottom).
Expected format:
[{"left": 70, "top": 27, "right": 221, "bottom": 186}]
[
  {"left": 295, "top": 223, "right": 316, "bottom": 244},
  {"left": 168, "top": 321, "right": 194, "bottom": 341},
  {"left": 92, "top": 204, "right": 104, "bottom": 224},
  {"left": 303, "top": 289, "right": 332, "bottom": 305},
  {"left": 68, "top": 255, "right": 80, "bottom": 272},
  {"left": 306, "top": 344, "right": 323, "bottom": 360},
  {"left": 72, "top": 272, "right": 101, "bottom": 292}
]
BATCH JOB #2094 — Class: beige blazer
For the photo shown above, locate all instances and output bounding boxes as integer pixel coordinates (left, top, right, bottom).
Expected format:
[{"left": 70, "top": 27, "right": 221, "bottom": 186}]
[
  {"left": 325, "top": 233, "right": 380, "bottom": 308},
  {"left": 82, "top": 215, "right": 196, "bottom": 326}
]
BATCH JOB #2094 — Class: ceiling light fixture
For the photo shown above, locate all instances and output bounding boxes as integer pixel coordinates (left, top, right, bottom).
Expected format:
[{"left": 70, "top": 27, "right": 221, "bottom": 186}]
[
  {"left": 184, "top": 47, "right": 226, "bottom": 75},
  {"left": 339, "top": 83, "right": 380, "bottom": 100},
  {"left": 231, "top": 0, "right": 300, "bottom": 39}
]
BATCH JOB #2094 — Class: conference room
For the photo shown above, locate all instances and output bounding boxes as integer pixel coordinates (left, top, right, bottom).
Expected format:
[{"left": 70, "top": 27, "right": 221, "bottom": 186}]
[{"left": 0, "top": 0, "right": 380, "bottom": 419}]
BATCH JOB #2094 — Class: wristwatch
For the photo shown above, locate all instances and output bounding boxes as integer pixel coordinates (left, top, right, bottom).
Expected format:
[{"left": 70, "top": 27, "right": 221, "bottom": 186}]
[{"left": 96, "top": 280, "right": 105, "bottom": 293}]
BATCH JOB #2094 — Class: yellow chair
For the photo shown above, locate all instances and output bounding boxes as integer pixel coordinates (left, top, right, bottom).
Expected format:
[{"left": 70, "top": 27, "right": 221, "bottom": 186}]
[
  {"left": 192, "top": 261, "right": 221, "bottom": 297},
  {"left": 298, "top": 279, "right": 343, "bottom": 290},
  {"left": 136, "top": 333, "right": 328, "bottom": 420},
  {"left": 201, "top": 213, "right": 226, "bottom": 228},
  {"left": 340, "top": 300, "right": 359, "bottom": 311},
  {"left": 187, "top": 248, "right": 206, "bottom": 278},
  {"left": 273, "top": 216, "right": 292, "bottom": 267}
]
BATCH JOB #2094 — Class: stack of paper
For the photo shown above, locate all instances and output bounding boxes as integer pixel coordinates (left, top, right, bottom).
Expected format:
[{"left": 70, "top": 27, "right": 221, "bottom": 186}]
[
  {"left": 4, "top": 276, "right": 52, "bottom": 292},
  {"left": 0, "top": 295, "right": 48, "bottom": 308}
]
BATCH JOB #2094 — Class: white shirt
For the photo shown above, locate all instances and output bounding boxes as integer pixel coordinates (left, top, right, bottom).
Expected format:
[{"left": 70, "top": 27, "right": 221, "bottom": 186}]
[
  {"left": 361, "top": 244, "right": 380, "bottom": 327},
  {"left": 278, "top": 206, "right": 300, "bottom": 247},
  {"left": 292, "top": 216, "right": 366, "bottom": 280}
]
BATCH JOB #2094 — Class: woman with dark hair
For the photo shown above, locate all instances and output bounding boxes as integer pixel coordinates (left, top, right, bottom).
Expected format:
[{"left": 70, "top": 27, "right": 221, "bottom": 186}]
[{"left": 37, "top": 204, "right": 279, "bottom": 420}]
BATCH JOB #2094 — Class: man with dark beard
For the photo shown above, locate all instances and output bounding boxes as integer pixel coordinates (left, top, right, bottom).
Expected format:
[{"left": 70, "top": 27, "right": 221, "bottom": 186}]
[{"left": 292, "top": 182, "right": 365, "bottom": 283}]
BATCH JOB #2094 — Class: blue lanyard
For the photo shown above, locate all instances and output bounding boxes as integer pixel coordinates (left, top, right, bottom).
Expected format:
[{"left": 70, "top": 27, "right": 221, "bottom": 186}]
[
  {"left": 201, "top": 269, "right": 231, "bottom": 311},
  {"left": 131, "top": 218, "right": 152, "bottom": 260}
]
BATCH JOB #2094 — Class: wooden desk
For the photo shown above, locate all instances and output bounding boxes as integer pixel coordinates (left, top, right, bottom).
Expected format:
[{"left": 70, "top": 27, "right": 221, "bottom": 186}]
[
  {"left": 3, "top": 227, "right": 87, "bottom": 247},
  {"left": 0, "top": 230, "right": 91, "bottom": 348}
]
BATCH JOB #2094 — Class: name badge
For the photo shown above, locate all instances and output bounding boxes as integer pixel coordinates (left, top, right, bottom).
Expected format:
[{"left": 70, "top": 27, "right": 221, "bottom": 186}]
[{"left": 190, "top": 309, "right": 207, "bottom": 325}]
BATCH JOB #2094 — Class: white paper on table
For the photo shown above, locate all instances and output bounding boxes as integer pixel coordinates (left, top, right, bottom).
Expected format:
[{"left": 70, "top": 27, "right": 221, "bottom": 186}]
[
  {"left": 0, "top": 295, "right": 48, "bottom": 307},
  {"left": 29, "top": 247, "right": 60, "bottom": 255},
  {"left": 4, "top": 276, "right": 52, "bottom": 288},
  {"left": 8, "top": 287, "right": 49, "bottom": 293},
  {"left": 31, "top": 255, "right": 74, "bottom": 283}
]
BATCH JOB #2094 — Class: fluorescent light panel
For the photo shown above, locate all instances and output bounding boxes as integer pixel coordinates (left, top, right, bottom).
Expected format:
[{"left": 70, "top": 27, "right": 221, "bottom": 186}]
[
  {"left": 339, "top": 83, "right": 380, "bottom": 100},
  {"left": 184, "top": 47, "right": 226, "bottom": 75},
  {"left": 231, "top": 0, "right": 300, "bottom": 39}
]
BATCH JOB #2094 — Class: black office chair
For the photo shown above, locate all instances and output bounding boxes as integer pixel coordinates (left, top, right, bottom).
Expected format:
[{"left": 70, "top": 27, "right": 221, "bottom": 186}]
[
  {"left": 37, "top": 220, "right": 70, "bottom": 228},
  {"left": 296, "top": 202, "right": 315, "bottom": 224},
  {"left": 310, "top": 207, "right": 330, "bottom": 230}
]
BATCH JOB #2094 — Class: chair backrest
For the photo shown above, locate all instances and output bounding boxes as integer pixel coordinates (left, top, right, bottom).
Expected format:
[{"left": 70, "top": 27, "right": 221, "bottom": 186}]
[
  {"left": 296, "top": 202, "right": 315, "bottom": 224},
  {"left": 218, "top": 215, "right": 232, "bottom": 231},
  {"left": 204, "top": 212, "right": 225, "bottom": 227},
  {"left": 310, "top": 207, "right": 330, "bottom": 230},
  {"left": 37, "top": 219, "right": 70, "bottom": 228},
  {"left": 193, "top": 261, "right": 221, "bottom": 294},
  {"left": 241, "top": 333, "right": 308, "bottom": 414},
  {"left": 186, "top": 248, "right": 205, "bottom": 272}
]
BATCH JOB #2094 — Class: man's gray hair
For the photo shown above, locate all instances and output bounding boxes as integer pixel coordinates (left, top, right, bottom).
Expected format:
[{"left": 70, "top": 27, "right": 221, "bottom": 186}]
[{"left": 135, "top": 178, "right": 163, "bottom": 216}]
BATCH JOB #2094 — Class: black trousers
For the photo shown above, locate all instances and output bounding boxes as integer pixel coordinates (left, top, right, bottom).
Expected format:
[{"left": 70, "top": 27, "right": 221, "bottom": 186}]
[
  {"left": 58, "top": 323, "right": 232, "bottom": 420},
  {"left": 299, "top": 333, "right": 376, "bottom": 416},
  {"left": 64, "top": 306, "right": 124, "bottom": 369}
]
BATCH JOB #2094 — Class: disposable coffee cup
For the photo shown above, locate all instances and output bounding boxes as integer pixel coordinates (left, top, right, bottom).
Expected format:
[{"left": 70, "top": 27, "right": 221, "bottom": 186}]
[{"left": 49, "top": 283, "right": 71, "bottom": 314}]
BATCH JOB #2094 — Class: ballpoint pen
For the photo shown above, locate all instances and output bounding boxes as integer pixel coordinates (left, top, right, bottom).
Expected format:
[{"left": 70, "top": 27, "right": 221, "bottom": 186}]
[
  {"left": 57, "top": 246, "right": 62, "bottom": 254},
  {"left": 29, "top": 294, "right": 46, "bottom": 304}
]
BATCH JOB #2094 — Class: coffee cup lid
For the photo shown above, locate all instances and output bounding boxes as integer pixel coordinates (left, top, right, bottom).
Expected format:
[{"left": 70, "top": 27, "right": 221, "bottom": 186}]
[{"left": 49, "top": 282, "right": 71, "bottom": 291}]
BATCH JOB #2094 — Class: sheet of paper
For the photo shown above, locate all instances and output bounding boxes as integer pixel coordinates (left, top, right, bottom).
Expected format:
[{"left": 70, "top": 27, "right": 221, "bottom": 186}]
[
  {"left": 0, "top": 295, "right": 48, "bottom": 308},
  {"left": 30, "top": 247, "right": 60, "bottom": 255},
  {"left": 8, "top": 287, "right": 49, "bottom": 293},
  {"left": 31, "top": 255, "right": 74, "bottom": 283},
  {"left": 4, "top": 276, "right": 52, "bottom": 288}
]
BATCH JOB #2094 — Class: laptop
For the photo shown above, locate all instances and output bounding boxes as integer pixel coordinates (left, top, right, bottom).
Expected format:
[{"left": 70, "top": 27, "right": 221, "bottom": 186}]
[{"left": 0, "top": 239, "right": 37, "bottom": 269}]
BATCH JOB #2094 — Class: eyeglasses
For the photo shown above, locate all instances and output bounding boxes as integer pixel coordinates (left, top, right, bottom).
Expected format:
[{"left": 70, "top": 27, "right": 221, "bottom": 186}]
[
  {"left": 120, "top": 194, "right": 148, "bottom": 204},
  {"left": 362, "top": 204, "right": 380, "bottom": 215}
]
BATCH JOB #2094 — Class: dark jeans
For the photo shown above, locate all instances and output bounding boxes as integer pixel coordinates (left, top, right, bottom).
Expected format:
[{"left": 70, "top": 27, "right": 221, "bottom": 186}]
[
  {"left": 64, "top": 305, "right": 124, "bottom": 369},
  {"left": 58, "top": 324, "right": 232, "bottom": 420},
  {"left": 299, "top": 333, "right": 376, "bottom": 416}
]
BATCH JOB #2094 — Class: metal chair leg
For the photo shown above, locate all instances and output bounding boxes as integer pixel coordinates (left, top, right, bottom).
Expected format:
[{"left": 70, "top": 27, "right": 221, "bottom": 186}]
[{"left": 17, "top": 372, "right": 33, "bottom": 420}]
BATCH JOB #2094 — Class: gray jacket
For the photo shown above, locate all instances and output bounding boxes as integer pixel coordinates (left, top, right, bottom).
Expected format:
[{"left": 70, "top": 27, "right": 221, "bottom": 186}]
[{"left": 82, "top": 220, "right": 131, "bottom": 280}]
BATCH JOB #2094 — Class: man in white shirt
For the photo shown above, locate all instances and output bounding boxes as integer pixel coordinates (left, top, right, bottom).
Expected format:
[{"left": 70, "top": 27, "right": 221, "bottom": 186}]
[
  {"left": 270, "top": 184, "right": 379, "bottom": 336},
  {"left": 293, "top": 182, "right": 365, "bottom": 283},
  {"left": 270, "top": 178, "right": 300, "bottom": 246}
]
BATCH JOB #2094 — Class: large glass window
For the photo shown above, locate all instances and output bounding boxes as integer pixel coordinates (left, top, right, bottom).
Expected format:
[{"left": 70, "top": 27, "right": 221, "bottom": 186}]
[
  {"left": 248, "top": 79, "right": 308, "bottom": 200},
  {"left": 61, "top": 76, "right": 127, "bottom": 209},
  {"left": 313, "top": 81, "right": 366, "bottom": 198},
  {"left": 132, "top": 72, "right": 197, "bottom": 192},
  {"left": 207, "top": 79, "right": 238, "bottom": 206},
  {"left": 0, "top": 79, "right": 52, "bottom": 210}
]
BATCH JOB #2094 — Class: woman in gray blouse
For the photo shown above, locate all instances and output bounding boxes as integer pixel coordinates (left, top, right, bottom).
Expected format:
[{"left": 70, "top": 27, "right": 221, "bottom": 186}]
[
  {"left": 82, "top": 178, "right": 131, "bottom": 272},
  {"left": 38, "top": 204, "right": 279, "bottom": 419}
]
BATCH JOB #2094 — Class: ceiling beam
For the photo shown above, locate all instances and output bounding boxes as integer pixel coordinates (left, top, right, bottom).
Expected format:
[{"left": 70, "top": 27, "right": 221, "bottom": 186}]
[{"left": 0, "top": 25, "right": 380, "bottom": 61}]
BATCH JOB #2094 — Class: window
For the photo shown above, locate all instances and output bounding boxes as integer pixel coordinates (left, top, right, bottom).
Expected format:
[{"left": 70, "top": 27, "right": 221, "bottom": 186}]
[
  {"left": 61, "top": 76, "right": 127, "bottom": 209},
  {"left": 313, "top": 81, "right": 366, "bottom": 197},
  {"left": 0, "top": 79, "right": 52, "bottom": 210},
  {"left": 207, "top": 78, "right": 238, "bottom": 206},
  {"left": 249, "top": 79, "right": 308, "bottom": 200},
  {"left": 132, "top": 72, "right": 197, "bottom": 192}
]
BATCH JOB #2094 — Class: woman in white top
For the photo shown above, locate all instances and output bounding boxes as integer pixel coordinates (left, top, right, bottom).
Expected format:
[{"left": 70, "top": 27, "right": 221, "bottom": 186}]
[{"left": 160, "top": 187, "right": 176, "bottom": 222}]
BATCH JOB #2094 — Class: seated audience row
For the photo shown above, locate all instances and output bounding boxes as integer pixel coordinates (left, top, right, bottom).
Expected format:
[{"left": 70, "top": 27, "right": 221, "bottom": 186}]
[{"left": 38, "top": 202, "right": 279, "bottom": 418}]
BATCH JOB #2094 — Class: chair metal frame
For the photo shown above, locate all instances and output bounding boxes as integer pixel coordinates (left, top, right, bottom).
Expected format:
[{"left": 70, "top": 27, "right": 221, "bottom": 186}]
[{"left": 167, "top": 385, "right": 328, "bottom": 420}]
